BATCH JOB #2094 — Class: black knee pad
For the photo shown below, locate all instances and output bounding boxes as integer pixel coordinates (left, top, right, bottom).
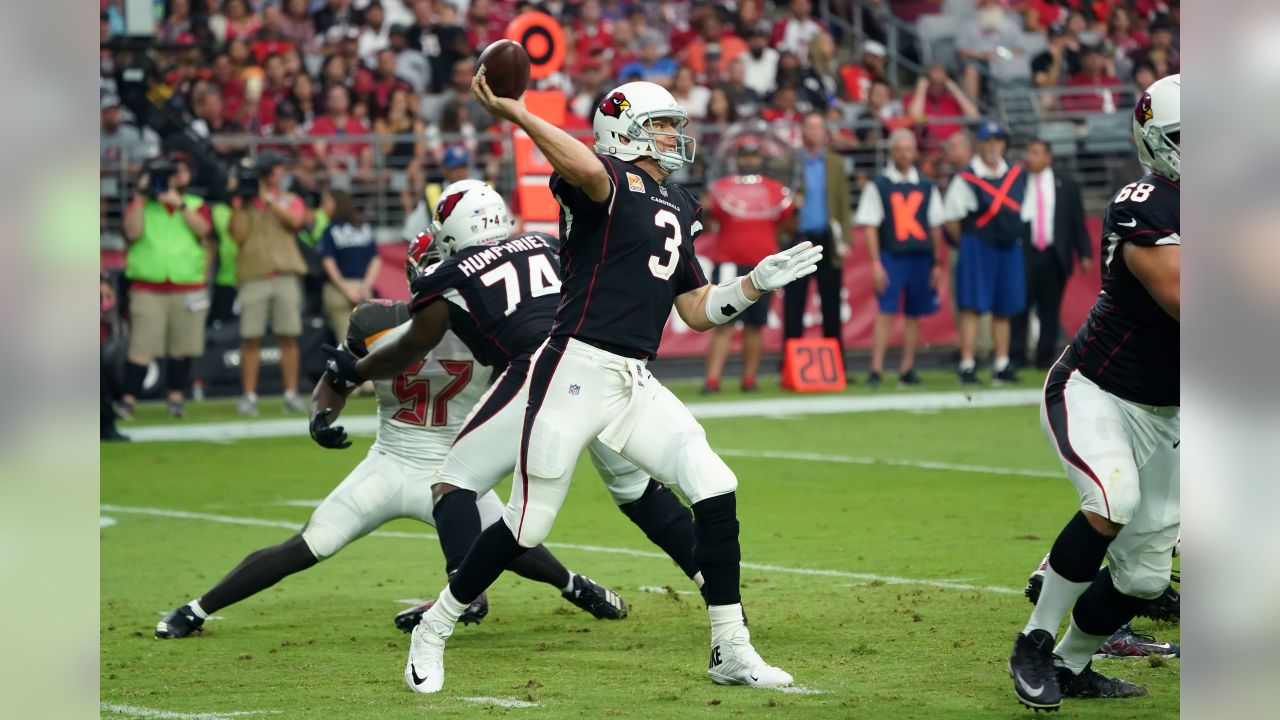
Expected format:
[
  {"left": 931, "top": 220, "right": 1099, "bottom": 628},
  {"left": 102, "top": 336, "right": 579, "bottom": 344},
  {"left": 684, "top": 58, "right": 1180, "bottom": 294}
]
[
  {"left": 1072, "top": 566, "right": 1150, "bottom": 636},
  {"left": 620, "top": 479, "right": 700, "bottom": 580},
  {"left": 432, "top": 489, "right": 480, "bottom": 575},
  {"left": 1047, "top": 511, "right": 1114, "bottom": 583}
]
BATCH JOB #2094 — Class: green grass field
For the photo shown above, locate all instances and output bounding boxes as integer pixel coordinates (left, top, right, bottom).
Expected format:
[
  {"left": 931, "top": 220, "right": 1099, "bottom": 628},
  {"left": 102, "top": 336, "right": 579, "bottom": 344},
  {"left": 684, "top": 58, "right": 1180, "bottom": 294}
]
[{"left": 101, "top": 379, "right": 1179, "bottom": 719}]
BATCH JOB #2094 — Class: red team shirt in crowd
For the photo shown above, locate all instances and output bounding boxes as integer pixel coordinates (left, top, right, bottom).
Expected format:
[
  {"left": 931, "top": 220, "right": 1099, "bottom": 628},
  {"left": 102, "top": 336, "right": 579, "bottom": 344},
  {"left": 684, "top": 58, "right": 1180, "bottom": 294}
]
[{"left": 703, "top": 175, "right": 794, "bottom": 266}]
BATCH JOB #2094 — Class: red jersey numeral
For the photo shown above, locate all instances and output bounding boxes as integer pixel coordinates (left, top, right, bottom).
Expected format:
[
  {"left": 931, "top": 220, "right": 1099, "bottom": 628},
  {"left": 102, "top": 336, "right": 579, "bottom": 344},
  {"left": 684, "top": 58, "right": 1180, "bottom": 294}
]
[{"left": 390, "top": 359, "right": 475, "bottom": 427}]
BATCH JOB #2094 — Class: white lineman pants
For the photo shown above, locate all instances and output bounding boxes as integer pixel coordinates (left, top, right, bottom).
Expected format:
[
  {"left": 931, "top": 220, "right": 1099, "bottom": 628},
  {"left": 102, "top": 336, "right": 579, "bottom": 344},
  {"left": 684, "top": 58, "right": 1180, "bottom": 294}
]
[
  {"left": 301, "top": 449, "right": 506, "bottom": 559},
  {"left": 1041, "top": 364, "right": 1180, "bottom": 598},
  {"left": 506, "top": 336, "right": 739, "bottom": 547},
  {"left": 437, "top": 350, "right": 652, "bottom": 505}
]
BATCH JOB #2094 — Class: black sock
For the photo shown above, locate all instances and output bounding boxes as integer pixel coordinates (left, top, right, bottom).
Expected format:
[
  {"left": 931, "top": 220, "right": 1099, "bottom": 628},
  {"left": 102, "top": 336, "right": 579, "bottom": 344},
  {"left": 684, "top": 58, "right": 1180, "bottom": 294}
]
[
  {"left": 1048, "top": 511, "right": 1114, "bottom": 583},
  {"left": 124, "top": 361, "right": 149, "bottom": 398},
  {"left": 506, "top": 545, "right": 572, "bottom": 590},
  {"left": 619, "top": 479, "right": 700, "bottom": 581},
  {"left": 1071, "top": 567, "right": 1149, "bottom": 636},
  {"left": 432, "top": 489, "right": 481, "bottom": 575},
  {"left": 198, "top": 534, "right": 319, "bottom": 614},
  {"left": 449, "top": 521, "right": 530, "bottom": 603},
  {"left": 167, "top": 357, "right": 193, "bottom": 396},
  {"left": 691, "top": 493, "right": 741, "bottom": 606}
]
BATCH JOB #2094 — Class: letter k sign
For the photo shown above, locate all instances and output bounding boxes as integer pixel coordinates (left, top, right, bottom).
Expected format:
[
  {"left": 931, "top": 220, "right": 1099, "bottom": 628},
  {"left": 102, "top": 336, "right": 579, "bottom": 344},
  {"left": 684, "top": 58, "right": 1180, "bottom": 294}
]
[{"left": 890, "top": 191, "right": 926, "bottom": 242}]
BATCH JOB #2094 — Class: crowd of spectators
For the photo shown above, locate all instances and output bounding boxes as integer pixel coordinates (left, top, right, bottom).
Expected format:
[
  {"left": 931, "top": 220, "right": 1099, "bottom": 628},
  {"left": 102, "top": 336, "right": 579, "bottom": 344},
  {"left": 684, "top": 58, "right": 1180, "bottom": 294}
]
[{"left": 98, "top": 0, "right": 1178, "bottom": 427}]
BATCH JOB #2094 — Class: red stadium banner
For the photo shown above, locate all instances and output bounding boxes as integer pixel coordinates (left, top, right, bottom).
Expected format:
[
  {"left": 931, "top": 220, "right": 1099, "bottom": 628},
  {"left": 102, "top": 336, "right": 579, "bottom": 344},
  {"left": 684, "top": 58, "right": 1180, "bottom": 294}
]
[{"left": 374, "top": 218, "right": 1105, "bottom": 359}]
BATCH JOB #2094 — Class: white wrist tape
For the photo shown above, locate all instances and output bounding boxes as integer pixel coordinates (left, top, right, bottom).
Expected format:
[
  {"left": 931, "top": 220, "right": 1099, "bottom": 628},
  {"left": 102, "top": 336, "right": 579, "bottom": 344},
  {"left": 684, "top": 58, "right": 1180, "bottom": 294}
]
[{"left": 704, "top": 277, "right": 755, "bottom": 326}]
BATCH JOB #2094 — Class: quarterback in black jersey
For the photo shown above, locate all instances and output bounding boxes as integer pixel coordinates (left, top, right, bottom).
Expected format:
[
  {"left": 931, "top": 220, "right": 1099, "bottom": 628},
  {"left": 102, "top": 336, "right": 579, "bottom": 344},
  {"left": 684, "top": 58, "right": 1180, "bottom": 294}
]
[
  {"left": 369, "top": 74, "right": 824, "bottom": 694},
  {"left": 1009, "top": 74, "right": 1181, "bottom": 712}
]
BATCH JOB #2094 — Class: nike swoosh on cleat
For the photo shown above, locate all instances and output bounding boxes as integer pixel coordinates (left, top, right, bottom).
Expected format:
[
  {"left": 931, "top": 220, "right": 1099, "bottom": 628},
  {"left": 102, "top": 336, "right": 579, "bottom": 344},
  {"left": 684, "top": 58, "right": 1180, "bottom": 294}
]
[
  {"left": 750, "top": 674, "right": 759, "bottom": 683},
  {"left": 410, "top": 664, "right": 429, "bottom": 686},
  {"left": 1014, "top": 672, "right": 1044, "bottom": 697}
]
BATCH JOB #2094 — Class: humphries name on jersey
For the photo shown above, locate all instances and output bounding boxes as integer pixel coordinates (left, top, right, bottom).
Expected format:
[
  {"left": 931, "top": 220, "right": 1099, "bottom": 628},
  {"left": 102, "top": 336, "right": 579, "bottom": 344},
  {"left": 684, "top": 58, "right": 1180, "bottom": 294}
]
[
  {"left": 408, "top": 232, "right": 563, "bottom": 369},
  {"left": 550, "top": 153, "right": 709, "bottom": 359},
  {"left": 1060, "top": 174, "right": 1179, "bottom": 407},
  {"left": 344, "top": 300, "right": 488, "bottom": 466}
]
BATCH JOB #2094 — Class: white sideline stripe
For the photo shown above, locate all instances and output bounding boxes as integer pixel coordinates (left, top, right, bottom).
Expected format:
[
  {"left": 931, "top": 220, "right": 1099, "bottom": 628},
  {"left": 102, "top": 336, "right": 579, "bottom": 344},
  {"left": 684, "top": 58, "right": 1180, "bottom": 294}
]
[
  {"left": 123, "top": 389, "right": 1042, "bottom": 443},
  {"left": 100, "top": 504, "right": 1019, "bottom": 595},
  {"left": 274, "top": 499, "right": 322, "bottom": 508},
  {"left": 460, "top": 697, "right": 541, "bottom": 708},
  {"left": 101, "top": 703, "right": 279, "bottom": 719},
  {"left": 715, "top": 448, "right": 1060, "bottom": 479}
]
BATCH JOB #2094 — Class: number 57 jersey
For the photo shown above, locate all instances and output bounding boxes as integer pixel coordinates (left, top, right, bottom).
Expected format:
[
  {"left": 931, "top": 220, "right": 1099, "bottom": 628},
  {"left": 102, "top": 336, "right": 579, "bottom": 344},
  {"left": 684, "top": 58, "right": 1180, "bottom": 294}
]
[
  {"left": 345, "top": 300, "right": 488, "bottom": 467},
  {"left": 550, "top": 154, "right": 709, "bottom": 359}
]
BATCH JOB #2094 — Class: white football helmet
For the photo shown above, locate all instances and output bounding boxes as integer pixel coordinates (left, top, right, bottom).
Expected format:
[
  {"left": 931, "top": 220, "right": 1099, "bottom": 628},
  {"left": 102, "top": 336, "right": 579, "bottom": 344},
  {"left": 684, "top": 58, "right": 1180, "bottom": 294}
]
[
  {"left": 593, "top": 81, "right": 696, "bottom": 173},
  {"left": 1132, "top": 73, "right": 1180, "bottom": 183},
  {"left": 432, "top": 179, "right": 513, "bottom": 257}
]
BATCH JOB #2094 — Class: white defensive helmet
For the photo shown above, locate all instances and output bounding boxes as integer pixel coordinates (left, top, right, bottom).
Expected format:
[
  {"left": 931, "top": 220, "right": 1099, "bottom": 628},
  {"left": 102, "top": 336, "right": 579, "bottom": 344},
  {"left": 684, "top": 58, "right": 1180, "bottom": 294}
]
[
  {"left": 432, "top": 179, "right": 513, "bottom": 257},
  {"left": 1133, "top": 73, "right": 1180, "bottom": 182},
  {"left": 593, "top": 81, "right": 696, "bottom": 173}
]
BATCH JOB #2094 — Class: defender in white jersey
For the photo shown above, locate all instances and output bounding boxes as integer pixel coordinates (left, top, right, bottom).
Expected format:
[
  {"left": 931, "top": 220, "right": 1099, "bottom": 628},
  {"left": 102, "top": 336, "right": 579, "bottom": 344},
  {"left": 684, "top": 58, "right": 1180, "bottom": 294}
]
[{"left": 156, "top": 300, "right": 626, "bottom": 639}]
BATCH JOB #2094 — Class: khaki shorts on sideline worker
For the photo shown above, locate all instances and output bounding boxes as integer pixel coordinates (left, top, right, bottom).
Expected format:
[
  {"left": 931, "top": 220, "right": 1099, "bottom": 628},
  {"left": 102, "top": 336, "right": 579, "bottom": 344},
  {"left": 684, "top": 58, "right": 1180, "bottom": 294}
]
[
  {"left": 239, "top": 275, "right": 303, "bottom": 339},
  {"left": 128, "top": 288, "right": 210, "bottom": 359}
]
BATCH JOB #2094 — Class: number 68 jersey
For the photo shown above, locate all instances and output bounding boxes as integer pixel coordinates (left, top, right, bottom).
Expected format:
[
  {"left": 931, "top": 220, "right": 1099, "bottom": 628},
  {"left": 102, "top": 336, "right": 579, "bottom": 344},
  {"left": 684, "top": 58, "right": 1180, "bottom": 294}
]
[
  {"left": 345, "top": 300, "right": 489, "bottom": 467},
  {"left": 1063, "top": 173, "right": 1180, "bottom": 407},
  {"left": 550, "top": 154, "right": 709, "bottom": 359}
]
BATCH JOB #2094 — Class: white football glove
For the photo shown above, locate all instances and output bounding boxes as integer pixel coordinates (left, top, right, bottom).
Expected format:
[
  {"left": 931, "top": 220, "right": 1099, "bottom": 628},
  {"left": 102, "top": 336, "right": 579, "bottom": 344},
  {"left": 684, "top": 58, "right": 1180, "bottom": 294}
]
[{"left": 749, "top": 241, "right": 825, "bottom": 293}]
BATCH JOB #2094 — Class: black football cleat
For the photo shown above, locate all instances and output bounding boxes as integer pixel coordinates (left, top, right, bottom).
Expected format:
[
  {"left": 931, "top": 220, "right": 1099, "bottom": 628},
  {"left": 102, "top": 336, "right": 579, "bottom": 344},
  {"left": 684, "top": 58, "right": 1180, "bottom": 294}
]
[
  {"left": 1136, "top": 583, "right": 1179, "bottom": 623},
  {"left": 993, "top": 366, "right": 1021, "bottom": 386},
  {"left": 1009, "top": 629, "right": 1061, "bottom": 712},
  {"left": 155, "top": 605, "right": 204, "bottom": 639},
  {"left": 1095, "top": 623, "right": 1179, "bottom": 659},
  {"left": 1025, "top": 553, "right": 1050, "bottom": 605},
  {"left": 394, "top": 593, "right": 489, "bottom": 633},
  {"left": 1057, "top": 662, "right": 1148, "bottom": 699},
  {"left": 562, "top": 575, "right": 628, "bottom": 620}
]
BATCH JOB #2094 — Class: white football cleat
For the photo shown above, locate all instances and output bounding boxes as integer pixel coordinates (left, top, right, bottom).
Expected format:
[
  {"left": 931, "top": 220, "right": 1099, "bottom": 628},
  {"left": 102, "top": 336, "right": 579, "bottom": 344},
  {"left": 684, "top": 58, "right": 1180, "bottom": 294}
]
[
  {"left": 404, "top": 616, "right": 452, "bottom": 694},
  {"left": 707, "top": 627, "right": 793, "bottom": 688}
]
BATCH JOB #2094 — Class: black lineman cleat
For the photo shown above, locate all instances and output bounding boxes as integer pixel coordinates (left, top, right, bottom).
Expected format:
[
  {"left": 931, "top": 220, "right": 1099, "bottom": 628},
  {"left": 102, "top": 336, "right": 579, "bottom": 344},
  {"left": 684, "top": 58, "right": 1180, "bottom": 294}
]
[
  {"left": 1095, "top": 623, "right": 1180, "bottom": 659},
  {"left": 1137, "top": 583, "right": 1180, "bottom": 623},
  {"left": 1009, "top": 630, "right": 1061, "bottom": 711},
  {"left": 394, "top": 593, "right": 489, "bottom": 633},
  {"left": 155, "top": 605, "right": 204, "bottom": 639},
  {"left": 1057, "top": 662, "right": 1149, "bottom": 699},
  {"left": 562, "top": 575, "right": 628, "bottom": 620}
]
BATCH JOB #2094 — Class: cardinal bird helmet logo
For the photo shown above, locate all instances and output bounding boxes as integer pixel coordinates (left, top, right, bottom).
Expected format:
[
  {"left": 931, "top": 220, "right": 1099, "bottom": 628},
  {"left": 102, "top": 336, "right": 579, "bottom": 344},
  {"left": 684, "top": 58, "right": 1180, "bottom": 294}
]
[
  {"left": 1135, "top": 91, "right": 1154, "bottom": 126},
  {"left": 599, "top": 91, "right": 631, "bottom": 118},
  {"left": 435, "top": 188, "right": 467, "bottom": 224}
]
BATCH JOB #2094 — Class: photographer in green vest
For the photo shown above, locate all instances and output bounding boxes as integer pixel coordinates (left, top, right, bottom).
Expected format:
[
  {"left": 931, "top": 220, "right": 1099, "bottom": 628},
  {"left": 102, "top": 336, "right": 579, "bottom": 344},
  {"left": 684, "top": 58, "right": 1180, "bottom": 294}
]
[{"left": 120, "top": 155, "right": 214, "bottom": 419}]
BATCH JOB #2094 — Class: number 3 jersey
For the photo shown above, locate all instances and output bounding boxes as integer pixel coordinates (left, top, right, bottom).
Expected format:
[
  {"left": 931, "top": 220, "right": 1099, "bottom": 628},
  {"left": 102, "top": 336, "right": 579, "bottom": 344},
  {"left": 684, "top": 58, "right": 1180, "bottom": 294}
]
[
  {"left": 1062, "top": 174, "right": 1179, "bottom": 407},
  {"left": 345, "top": 300, "right": 488, "bottom": 466},
  {"left": 550, "top": 154, "right": 709, "bottom": 359},
  {"left": 408, "top": 232, "right": 562, "bottom": 368}
]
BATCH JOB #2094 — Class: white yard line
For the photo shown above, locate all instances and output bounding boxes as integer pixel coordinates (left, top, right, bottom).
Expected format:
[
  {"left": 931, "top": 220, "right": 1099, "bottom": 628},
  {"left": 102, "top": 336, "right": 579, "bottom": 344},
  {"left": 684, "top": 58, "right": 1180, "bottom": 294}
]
[
  {"left": 460, "top": 697, "right": 541, "bottom": 708},
  {"left": 101, "top": 504, "right": 1019, "bottom": 595},
  {"left": 776, "top": 686, "right": 830, "bottom": 695},
  {"left": 100, "top": 704, "right": 279, "bottom": 719},
  {"left": 715, "top": 448, "right": 1060, "bottom": 479},
  {"left": 124, "top": 390, "right": 1041, "bottom": 443}
]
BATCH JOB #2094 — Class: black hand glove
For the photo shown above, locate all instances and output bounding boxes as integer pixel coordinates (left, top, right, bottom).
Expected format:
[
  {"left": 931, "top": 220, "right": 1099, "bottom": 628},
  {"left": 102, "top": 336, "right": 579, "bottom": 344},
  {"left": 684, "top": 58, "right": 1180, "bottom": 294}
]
[
  {"left": 322, "top": 344, "right": 364, "bottom": 391},
  {"left": 309, "top": 408, "right": 351, "bottom": 450}
]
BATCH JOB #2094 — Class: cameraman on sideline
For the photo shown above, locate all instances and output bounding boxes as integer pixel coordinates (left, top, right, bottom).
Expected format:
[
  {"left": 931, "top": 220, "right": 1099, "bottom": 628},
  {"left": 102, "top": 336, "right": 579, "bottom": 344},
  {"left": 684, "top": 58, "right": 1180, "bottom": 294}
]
[
  {"left": 120, "top": 155, "right": 213, "bottom": 419},
  {"left": 229, "top": 153, "right": 309, "bottom": 416}
]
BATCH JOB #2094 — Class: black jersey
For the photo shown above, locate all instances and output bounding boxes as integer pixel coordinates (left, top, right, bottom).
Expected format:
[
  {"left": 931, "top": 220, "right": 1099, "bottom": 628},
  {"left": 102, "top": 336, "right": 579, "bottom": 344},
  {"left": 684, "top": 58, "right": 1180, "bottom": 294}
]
[
  {"left": 1062, "top": 174, "right": 1179, "bottom": 406},
  {"left": 549, "top": 154, "right": 709, "bottom": 359},
  {"left": 409, "top": 232, "right": 561, "bottom": 366}
]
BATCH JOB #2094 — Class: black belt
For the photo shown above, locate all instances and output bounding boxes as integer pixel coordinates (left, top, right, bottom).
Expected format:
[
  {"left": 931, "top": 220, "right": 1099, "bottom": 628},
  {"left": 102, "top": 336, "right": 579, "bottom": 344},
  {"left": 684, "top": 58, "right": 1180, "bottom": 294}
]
[{"left": 574, "top": 335, "right": 650, "bottom": 361}]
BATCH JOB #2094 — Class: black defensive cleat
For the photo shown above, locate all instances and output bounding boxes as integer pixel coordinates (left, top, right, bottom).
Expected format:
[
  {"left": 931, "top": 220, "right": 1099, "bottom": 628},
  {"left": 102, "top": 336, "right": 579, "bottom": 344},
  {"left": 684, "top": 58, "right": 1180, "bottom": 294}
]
[
  {"left": 1009, "top": 629, "right": 1062, "bottom": 711},
  {"left": 155, "top": 605, "right": 204, "bottom": 639},
  {"left": 1095, "top": 623, "right": 1179, "bottom": 659},
  {"left": 1136, "top": 583, "right": 1179, "bottom": 623},
  {"left": 562, "top": 575, "right": 628, "bottom": 620},
  {"left": 1057, "top": 662, "right": 1149, "bottom": 699},
  {"left": 394, "top": 593, "right": 489, "bottom": 633}
]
